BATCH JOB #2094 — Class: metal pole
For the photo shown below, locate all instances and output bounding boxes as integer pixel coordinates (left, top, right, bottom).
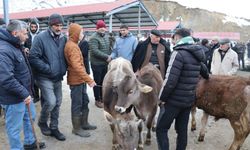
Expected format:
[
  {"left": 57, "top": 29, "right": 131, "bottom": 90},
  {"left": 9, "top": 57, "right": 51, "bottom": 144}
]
[
  {"left": 109, "top": 14, "right": 113, "bottom": 33},
  {"left": 3, "top": 0, "right": 9, "bottom": 24},
  {"left": 138, "top": 5, "right": 141, "bottom": 36}
]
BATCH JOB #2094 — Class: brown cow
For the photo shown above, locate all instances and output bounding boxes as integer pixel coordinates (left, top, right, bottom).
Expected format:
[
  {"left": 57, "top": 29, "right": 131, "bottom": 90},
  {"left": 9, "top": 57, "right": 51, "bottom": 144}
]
[
  {"left": 103, "top": 58, "right": 162, "bottom": 149},
  {"left": 192, "top": 75, "right": 250, "bottom": 150}
]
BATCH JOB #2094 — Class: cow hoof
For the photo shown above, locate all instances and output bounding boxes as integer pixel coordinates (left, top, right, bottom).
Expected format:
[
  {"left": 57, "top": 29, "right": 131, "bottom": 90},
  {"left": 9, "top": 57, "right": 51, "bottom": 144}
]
[
  {"left": 137, "top": 144, "right": 143, "bottom": 150},
  {"left": 198, "top": 135, "right": 204, "bottom": 142},
  {"left": 144, "top": 138, "right": 151, "bottom": 145},
  {"left": 112, "top": 144, "right": 122, "bottom": 150},
  {"left": 191, "top": 126, "right": 196, "bottom": 131}
]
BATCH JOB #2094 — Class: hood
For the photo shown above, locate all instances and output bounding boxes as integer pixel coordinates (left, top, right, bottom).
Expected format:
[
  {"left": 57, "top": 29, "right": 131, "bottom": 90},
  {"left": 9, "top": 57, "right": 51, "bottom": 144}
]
[
  {"left": 0, "top": 28, "right": 21, "bottom": 47},
  {"left": 29, "top": 18, "right": 40, "bottom": 34},
  {"left": 174, "top": 43, "right": 206, "bottom": 63},
  {"left": 68, "top": 23, "right": 82, "bottom": 43}
]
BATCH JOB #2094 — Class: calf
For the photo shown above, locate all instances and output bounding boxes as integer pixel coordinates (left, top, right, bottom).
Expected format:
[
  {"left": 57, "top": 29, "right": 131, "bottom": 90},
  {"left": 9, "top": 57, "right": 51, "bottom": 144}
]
[
  {"left": 103, "top": 58, "right": 162, "bottom": 149},
  {"left": 193, "top": 75, "right": 250, "bottom": 150}
]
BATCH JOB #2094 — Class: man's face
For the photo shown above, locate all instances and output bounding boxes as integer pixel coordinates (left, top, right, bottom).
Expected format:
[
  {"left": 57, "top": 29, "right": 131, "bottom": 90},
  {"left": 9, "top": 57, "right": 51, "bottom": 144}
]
[
  {"left": 51, "top": 23, "right": 63, "bottom": 35},
  {"left": 220, "top": 43, "right": 230, "bottom": 51},
  {"left": 150, "top": 34, "right": 160, "bottom": 44},
  {"left": 15, "top": 29, "right": 28, "bottom": 44},
  {"left": 30, "top": 23, "right": 38, "bottom": 34},
  {"left": 97, "top": 27, "right": 106, "bottom": 34},
  {"left": 79, "top": 29, "right": 84, "bottom": 41},
  {"left": 120, "top": 28, "right": 129, "bottom": 37}
]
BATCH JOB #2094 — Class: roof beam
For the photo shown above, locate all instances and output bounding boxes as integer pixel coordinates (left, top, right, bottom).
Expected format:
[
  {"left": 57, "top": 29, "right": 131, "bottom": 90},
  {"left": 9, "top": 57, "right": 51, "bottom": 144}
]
[{"left": 106, "top": 1, "right": 140, "bottom": 16}]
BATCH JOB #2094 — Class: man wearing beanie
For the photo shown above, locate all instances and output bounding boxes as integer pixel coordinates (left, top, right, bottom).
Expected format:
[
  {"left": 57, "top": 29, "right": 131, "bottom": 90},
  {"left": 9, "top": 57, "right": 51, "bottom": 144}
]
[
  {"left": 64, "top": 23, "right": 97, "bottom": 138},
  {"left": 156, "top": 28, "right": 209, "bottom": 150},
  {"left": 131, "top": 29, "right": 171, "bottom": 78},
  {"left": 29, "top": 13, "right": 67, "bottom": 141},
  {"left": 89, "top": 19, "right": 112, "bottom": 108}
]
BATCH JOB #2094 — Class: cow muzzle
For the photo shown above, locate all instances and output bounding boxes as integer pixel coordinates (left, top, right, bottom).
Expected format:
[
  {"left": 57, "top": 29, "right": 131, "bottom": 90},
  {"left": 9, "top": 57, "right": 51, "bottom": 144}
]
[{"left": 115, "top": 105, "right": 126, "bottom": 114}]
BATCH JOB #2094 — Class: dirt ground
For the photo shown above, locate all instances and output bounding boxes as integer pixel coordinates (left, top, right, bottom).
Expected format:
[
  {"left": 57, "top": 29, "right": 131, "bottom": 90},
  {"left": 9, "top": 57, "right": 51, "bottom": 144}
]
[{"left": 0, "top": 71, "right": 250, "bottom": 150}]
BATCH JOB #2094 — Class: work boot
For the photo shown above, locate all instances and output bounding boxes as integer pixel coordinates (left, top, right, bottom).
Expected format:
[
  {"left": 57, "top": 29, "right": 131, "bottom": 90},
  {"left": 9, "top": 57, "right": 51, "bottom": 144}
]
[
  {"left": 72, "top": 116, "right": 90, "bottom": 137},
  {"left": 95, "top": 101, "right": 103, "bottom": 108},
  {"left": 38, "top": 121, "right": 51, "bottom": 136},
  {"left": 82, "top": 111, "right": 97, "bottom": 130},
  {"left": 24, "top": 141, "right": 46, "bottom": 150},
  {"left": 50, "top": 129, "right": 66, "bottom": 141}
]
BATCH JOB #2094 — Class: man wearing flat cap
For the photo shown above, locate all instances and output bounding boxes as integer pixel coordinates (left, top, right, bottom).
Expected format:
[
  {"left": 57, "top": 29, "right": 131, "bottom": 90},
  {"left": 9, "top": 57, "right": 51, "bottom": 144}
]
[
  {"left": 131, "top": 29, "right": 171, "bottom": 78},
  {"left": 29, "top": 13, "right": 67, "bottom": 141},
  {"left": 211, "top": 38, "right": 239, "bottom": 75}
]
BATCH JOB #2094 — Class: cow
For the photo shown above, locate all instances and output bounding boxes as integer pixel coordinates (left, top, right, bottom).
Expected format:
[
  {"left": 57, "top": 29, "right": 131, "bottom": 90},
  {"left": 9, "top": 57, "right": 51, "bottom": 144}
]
[
  {"left": 103, "top": 57, "right": 163, "bottom": 150},
  {"left": 191, "top": 75, "right": 250, "bottom": 150}
]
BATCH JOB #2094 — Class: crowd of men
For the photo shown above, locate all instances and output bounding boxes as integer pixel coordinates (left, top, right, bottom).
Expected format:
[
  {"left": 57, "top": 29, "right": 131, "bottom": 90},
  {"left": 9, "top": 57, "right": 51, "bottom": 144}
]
[{"left": 0, "top": 13, "right": 249, "bottom": 150}]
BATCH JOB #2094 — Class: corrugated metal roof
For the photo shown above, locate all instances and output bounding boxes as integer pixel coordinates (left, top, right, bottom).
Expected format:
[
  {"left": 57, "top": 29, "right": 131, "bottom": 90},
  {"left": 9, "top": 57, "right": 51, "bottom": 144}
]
[
  {"left": 193, "top": 32, "right": 240, "bottom": 40},
  {"left": 157, "top": 21, "right": 179, "bottom": 30}
]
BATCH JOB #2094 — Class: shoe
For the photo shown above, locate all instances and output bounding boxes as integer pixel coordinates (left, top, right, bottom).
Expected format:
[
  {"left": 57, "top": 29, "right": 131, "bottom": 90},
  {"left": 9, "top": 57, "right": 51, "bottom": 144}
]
[
  {"left": 51, "top": 129, "right": 66, "bottom": 141},
  {"left": 24, "top": 141, "right": 46, "bottom": 150},
  {"left": 38, "top": 121, "right": 51, "bottom": 136},
  {"left": 95, "top": 101, "right": 104, "bottom": 108},
  {"left": 82, "top": 111, "right": 97, "bottom": 130}
]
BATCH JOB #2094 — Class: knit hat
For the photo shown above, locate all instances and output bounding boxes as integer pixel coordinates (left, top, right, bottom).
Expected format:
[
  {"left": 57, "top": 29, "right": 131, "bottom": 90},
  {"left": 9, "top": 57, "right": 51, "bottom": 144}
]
[
  {"left": 96, "top": 20, "right": 106, "bottom": 29},
  {"left": 48, "top": 13, "right": 64, "bottom": 26}
]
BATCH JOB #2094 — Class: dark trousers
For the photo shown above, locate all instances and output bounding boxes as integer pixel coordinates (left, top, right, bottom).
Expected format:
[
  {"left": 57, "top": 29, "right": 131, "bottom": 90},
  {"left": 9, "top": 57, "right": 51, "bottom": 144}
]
[
  {"left": 70, "top": 83, "right": 89, "bottom": 116},
  {"left": 91, "top": 64, "right": 107, "bottom": 101},
  {"left": 156, "top": 103, "right": 191, "bottom": 150}
]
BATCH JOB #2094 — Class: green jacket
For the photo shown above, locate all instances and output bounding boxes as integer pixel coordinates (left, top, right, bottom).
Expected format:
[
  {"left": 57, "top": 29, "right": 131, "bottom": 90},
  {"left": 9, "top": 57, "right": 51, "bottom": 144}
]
[{"left": 89, "top": 32, "right": 111, "bottom": 65}]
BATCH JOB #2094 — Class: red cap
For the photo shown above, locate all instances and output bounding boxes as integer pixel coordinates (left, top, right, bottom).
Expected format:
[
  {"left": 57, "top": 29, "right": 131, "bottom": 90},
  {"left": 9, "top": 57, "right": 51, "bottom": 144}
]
[{"left": 96, "top": 20, "right": 106, "bottom": 29}]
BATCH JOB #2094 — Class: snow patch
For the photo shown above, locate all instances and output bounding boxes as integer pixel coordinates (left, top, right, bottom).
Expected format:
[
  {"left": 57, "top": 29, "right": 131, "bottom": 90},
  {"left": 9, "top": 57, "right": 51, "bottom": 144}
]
[{"left": 222, "top": 16, "right": 250, "bottom": 27}]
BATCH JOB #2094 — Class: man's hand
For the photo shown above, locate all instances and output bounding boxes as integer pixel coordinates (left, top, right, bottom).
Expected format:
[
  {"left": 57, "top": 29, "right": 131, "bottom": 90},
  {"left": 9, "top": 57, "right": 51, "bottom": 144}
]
[
  {"left": 106, "top": 55, "right": 112, "bottom": 62},
  {"left": 24, "top": 95, "right": 31, "bottom": 105},
  {"left": 88, "top": 81, "right": 96, "bottom": 88}
]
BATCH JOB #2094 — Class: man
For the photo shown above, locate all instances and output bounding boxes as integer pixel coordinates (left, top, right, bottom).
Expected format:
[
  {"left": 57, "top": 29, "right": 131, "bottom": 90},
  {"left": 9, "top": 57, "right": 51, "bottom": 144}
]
[
  {"left": 131, "top": 29, "right": 171, "bottom": 78},
  {"left": 111, "top": 24, "right": 138, "bottom": 61},
  {"left": 89, "top": 20, "right": 112, "bottom": 108},
  {"left": 29, "top": 13, "right": 67, "bottom": 141},
  {"left": 0, "top": 20, "right": 45, "bottom": 150},
  {"left": 156, "top": 28, "right": 209, "bottom": 150},
  {"left": 64, "top": 23, "right": 96, "bottom": 137},
  {"left": 24, "top": 18, "right": 40, "bottom": 103},
  {"left": 207, "top": 37, "right": 220, "bottom": 73},
  {"left": 211, "top": 38, "right": 239, "bottom": 75}
]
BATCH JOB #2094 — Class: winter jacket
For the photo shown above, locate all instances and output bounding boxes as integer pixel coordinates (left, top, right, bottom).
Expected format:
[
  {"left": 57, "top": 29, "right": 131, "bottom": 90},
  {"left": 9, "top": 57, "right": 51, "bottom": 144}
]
[
  {"left": 111, "top": 32, "right": 138, "bottom": 61},
  {"left": 131, "top": 37, "right": 171, "bottom": 78},
  {"left": 79, "top": 40, "right": 90, "bottom": 74},
  {"left": 159, "top": 36, "right": 208, "bottom": 108},
  {"left": 24, "top": 19, "right": 40, "bottom": 49},
  {"left": 89, "top": 32, "right": 111, "bottom": 65},
  {"left": 64, "top": 23, "right": 94, "bottom": 85},
  {"left": 211, "top": 48, "right": 239, "bottom": 75},
  {"left": 0, "top": 29, "right": 33, "bottom": 105},
  {"left": 29, "top": 28, "right": 67, "bottom": 82}
]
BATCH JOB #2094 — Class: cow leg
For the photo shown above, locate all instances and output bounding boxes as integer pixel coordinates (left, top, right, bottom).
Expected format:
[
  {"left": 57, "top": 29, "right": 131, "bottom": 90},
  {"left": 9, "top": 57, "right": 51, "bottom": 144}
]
[
  {"left": 137, "top": 120, "right": 144, "bottom": 150},
  {"left": 110, "top": 124, "right": 121, "bottom": 150},
  {"left": 229, "top": 112, "right": 250, "bottom": 150},
  {"left": 145, "top": 106, "right": 157, "bottom": 145},
  {"left": 191, "top": 106, "right": 197, "bottom": 131},
  {"left": 198, "top": 111, "right": 209, "bottom": 142}
]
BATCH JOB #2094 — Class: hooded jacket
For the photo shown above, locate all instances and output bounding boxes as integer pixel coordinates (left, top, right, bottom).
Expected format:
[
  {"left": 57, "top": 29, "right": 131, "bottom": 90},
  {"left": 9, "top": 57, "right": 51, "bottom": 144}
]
[
  {"left": 159, "top": 36, "right": 208, "bottom": 107},
  {"left": 0, "top": 29, "right": 33, "bottom": 105},
  {"left": 64, "top": 23, "right": 94, "bottom": 85},
  {"left": 24, "top": 18, "right": 40, "bottom": 49}
]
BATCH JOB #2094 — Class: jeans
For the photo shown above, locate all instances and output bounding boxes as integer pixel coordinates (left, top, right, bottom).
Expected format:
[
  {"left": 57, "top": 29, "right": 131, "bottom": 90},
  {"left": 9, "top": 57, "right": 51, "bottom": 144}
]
[
  {"left": 156, "top": 103, "right": 191, "bottom": 150},
  {"left": 70, "top": 83, "right": 89, "bottom": 116},
  {"left": 91, "top": 64, "right": 107, "bottom": 101},
  {"left": 37, "top": 78, "right": 62, "bottom": 129},
  {"left": 2, "top": 101, "right": 36, "bottom": 150}
]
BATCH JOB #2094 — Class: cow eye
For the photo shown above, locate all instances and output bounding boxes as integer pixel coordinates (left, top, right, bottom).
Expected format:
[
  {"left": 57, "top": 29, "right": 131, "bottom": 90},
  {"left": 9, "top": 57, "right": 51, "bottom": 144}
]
[{"left": 128, "top": 90, "right": 133, "bottom": 94}]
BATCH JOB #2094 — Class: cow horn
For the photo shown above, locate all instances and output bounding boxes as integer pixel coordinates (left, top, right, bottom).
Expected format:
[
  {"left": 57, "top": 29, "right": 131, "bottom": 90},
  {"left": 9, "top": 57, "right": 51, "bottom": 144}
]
[{"left": 138, "top": 83, "right": 153, "bottom": 93}]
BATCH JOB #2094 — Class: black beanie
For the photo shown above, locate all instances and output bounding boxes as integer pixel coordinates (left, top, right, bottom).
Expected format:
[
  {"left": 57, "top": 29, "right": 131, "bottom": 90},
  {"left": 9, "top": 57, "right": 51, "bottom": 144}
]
[{"left": 48, "top": 13, "right": 64, "bottom": 26}]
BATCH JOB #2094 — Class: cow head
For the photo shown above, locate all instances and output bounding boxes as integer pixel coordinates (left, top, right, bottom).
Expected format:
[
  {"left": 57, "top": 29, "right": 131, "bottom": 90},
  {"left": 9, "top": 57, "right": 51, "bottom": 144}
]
[{"left": 104, "top": 111, "right": 144, "bottom": 150}]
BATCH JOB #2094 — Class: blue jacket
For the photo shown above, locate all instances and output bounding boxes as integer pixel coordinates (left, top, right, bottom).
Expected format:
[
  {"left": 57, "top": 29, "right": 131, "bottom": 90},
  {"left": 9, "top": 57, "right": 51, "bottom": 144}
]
[
  {"left": 29, "top": 28, "right": 67, "bottom": 82},
  {"left": 111, "top": 32, "right": 138, "bottom": 61},
  {"left": 0, "top": 29, "right": 33, "bottom": 105},
  {"left": 159, "top": 43, "right": 208, "bottom": 108}
]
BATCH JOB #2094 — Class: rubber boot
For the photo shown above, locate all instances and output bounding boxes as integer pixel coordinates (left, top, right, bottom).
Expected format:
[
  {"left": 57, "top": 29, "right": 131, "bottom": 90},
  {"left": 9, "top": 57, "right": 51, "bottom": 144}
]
[
  {"left": 72, "top": 116, "right": 90, "bottom": 137},
  {"left": 82, "top": 110, "right": 97, "bottom": 130}
]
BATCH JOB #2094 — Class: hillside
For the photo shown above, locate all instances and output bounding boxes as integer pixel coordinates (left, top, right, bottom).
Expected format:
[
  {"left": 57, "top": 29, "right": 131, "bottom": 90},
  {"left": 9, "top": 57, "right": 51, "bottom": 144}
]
[{"left": 143, "top": 0, "right": 250, "bottom": 42}]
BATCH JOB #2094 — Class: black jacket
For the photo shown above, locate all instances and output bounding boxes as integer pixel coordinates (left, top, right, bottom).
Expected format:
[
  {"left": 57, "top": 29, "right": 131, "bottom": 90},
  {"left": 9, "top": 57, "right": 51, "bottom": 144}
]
[
  {"left": 79, "top": 40, "right": 90, "bottom": 74},
  {"left": 131, "top": 37, "right": 171, "bottom": 75},
  {"left": 159, "top": 44, "right": 208, "bottom": 107}
]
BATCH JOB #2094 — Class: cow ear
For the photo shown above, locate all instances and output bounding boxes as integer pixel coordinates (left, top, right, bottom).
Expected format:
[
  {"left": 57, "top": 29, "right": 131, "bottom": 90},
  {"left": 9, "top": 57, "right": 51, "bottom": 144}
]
[{"left": 138, "top": 84, "right": 152, "bottom": 93}]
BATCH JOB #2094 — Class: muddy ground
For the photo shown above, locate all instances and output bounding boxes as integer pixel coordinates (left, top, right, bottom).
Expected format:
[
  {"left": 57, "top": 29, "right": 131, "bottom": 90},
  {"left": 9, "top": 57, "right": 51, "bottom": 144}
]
[{"left": 0, "top": 71, "right": 250, "bottom": 150}]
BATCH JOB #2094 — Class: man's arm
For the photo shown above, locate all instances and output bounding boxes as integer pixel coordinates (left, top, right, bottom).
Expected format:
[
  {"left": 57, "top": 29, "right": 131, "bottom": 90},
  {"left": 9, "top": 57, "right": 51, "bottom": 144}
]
[
  {"left": 228, "top": 53, "right": 239, "bottom": 75},
  {"left": 89, "top": 38, "right": 109, "bottom": 61}
]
